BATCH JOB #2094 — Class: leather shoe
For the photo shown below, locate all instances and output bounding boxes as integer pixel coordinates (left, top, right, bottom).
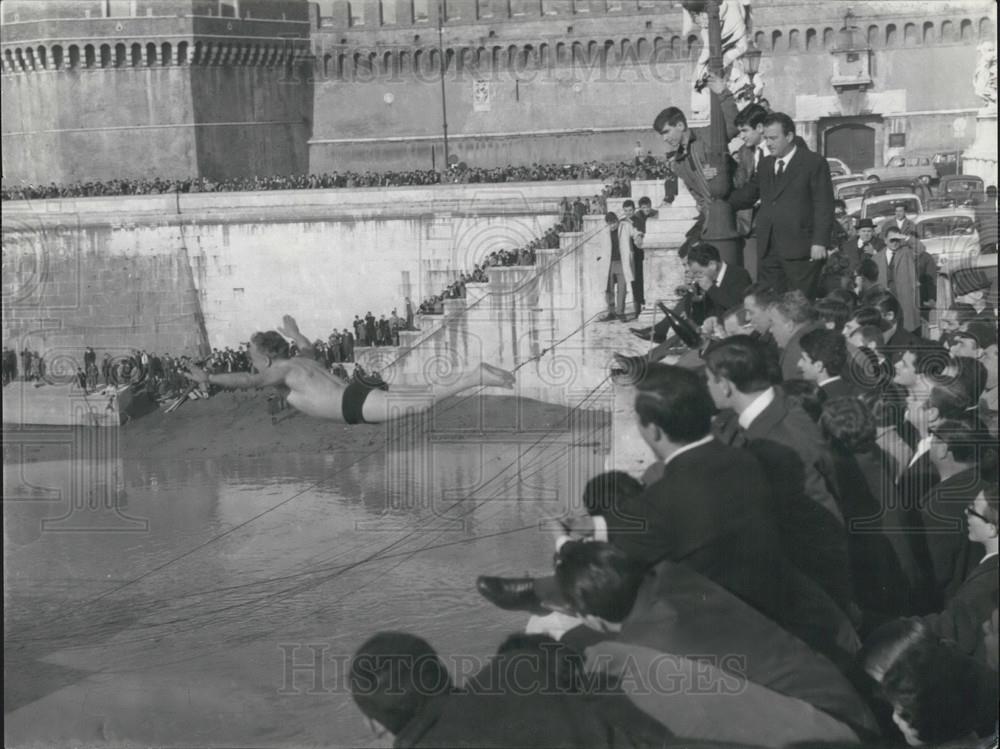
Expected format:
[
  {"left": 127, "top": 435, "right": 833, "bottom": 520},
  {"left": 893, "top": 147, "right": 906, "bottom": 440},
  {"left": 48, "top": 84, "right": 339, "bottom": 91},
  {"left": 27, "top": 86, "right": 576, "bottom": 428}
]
[
  {"left": 597, "top": 313, "right": 618, "bottom": 323},
  {"left": 476, "top": 576, "right": 546, "bottom": 614},
  {"left": 630, "top": 327, "right": 654, "bottom": 341}
]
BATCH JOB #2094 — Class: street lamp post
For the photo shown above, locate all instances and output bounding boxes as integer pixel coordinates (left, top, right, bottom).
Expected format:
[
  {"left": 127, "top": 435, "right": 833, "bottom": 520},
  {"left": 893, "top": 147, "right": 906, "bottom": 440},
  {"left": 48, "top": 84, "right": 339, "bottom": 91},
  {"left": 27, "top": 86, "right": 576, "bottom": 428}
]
[
  {"left": 437, "top": 1, "right": 450, "bottom": 171},
  {"left": 739, "top": 43, "right": 763, "bottom": 102}
]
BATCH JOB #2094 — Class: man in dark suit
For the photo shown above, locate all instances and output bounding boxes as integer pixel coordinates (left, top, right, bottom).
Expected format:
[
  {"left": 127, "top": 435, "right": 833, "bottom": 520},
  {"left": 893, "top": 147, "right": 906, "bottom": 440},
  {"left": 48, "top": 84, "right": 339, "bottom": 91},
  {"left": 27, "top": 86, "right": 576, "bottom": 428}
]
[
  {"left": 555, "top": 543, "right": 878, "bottom": 741},
  {"left": 923, "top": 486, "right": 999, "bottom": 658},
  {"left": 686, "top": 241, "right": 753, "bottom": 321},
  {"left": 797, "top": 328, "right": 857, "bottom": 399},
  {"left": 896, "top": 380, "right": 976, "bottom": 572},
  {"left": 909, "top": 421, "right": 990, "bottom": 614},
  {"left": 478, "top": 364, "right": 785, "bottom": 617},
  {"left": 871, "top": 291, "right": 926, "bottom": 362},
  {"left": 728, "top": 112, "right": 835, "bottom": 298},
  {"left": 348, "top": 630, "right": 670, "bottom": 749},
  {"left": 626, "top": 242, "right": 751, "bottom": 362},
  {"left": 705, "top": 336, "right": 854, "bottom": 615},
  {"left": 849, "top": 218, "right": 885, "bottom": 261}
]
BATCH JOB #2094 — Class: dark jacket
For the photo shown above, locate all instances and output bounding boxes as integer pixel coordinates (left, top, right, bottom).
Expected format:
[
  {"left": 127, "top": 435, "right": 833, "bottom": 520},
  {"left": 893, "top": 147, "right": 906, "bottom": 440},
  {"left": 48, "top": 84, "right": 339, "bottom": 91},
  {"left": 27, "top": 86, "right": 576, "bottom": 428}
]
[
  {"left": 395, "top": 656, "right": 671, "bottom": 748},
  {"left": 668, "top": 90, "right": 739, "bottom": 218},
  {"left": 715, "top": 390, "right": 854, "bottom": 613},
  {"left": 820, "top": 376, "right": 858, "bottom": 400},
  {"left": 703, "top": 263, "right": 753, "bottom": 319},
  {"left": 909, "top": 467, "right": 985, "bottom": 613},
  {"left": 612, "top": 560, "right": 879, "bottom": 739},
  {"left": 602, "top": 438, "right": 786, "bottom": 619},
  {"left": 729, "top": 137, "right": 835, "bottom": 261},
  {"left": 924, "top": 554, "right": 999, "bottom": 659},
  {"left": 829, "top": 445, "right": 913, "bottom": 618}
]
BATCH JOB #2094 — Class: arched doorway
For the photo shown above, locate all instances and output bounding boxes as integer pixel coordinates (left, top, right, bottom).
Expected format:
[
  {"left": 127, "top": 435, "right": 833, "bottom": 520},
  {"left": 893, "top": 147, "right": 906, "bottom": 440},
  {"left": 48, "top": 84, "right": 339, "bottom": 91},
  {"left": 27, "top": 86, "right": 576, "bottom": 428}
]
[{"left": 824, "top": 122, "right": 877, "bottom": 172}]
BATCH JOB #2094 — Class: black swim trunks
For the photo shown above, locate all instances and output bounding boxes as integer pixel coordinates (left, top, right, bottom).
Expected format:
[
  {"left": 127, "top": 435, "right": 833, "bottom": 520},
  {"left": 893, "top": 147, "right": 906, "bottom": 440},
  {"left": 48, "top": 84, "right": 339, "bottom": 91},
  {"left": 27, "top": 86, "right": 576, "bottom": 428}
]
[{"left": 342, "top": 381, "right": 376, "bottom": 425}]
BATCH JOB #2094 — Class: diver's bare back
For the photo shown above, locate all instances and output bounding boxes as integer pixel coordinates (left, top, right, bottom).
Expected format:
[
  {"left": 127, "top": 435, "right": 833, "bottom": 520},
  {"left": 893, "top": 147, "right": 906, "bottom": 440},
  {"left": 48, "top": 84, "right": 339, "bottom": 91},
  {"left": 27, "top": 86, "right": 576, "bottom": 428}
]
[{"left": 280, "top": 356, "right": 351, "bottom": 420}]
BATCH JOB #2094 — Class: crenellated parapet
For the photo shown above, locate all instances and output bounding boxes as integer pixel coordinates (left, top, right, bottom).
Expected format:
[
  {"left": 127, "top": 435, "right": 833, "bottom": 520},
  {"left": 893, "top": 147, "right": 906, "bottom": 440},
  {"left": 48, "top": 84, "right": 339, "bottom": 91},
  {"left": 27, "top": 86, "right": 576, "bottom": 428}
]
[
  {"left": 2, "top": 35, "right": 311, "bottom": 74},
  {"left": 1, "top": 0, "right": 314, "bottom": 183},
  {"left": 0, "top": 1, "right": 312, "bottom": 74},
  {"left": 311, "top": 0, "right": 995, "bottom": 81}
]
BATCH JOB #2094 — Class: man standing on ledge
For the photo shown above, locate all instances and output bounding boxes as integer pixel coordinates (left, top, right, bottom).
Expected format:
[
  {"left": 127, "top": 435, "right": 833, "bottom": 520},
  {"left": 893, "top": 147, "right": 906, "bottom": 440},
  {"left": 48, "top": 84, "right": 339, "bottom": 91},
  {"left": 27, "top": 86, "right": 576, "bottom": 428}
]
[
  {"left": 599, "top": 211, "right": 643, "bottom": 322},
  {"left": 653, "top": 71, "right": 740, "bottom": 265},
  {"left": 728, "top": 112, "right": 835, "bottom": 298}
]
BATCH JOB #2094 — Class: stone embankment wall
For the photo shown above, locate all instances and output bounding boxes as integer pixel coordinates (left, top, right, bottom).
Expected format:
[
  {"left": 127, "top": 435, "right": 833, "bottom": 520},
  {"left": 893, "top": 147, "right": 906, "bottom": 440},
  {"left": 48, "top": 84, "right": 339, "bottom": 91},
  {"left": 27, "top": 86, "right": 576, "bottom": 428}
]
[{"left": 1, "top": 181, "right": 605, "bottom": 367}]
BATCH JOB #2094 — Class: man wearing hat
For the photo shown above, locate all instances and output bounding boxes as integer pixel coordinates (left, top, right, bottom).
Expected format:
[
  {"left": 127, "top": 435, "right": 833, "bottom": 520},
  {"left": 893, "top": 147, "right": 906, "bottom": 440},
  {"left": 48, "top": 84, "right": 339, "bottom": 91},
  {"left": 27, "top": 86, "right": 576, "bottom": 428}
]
[
  {"left": 874, "top": 228, "right": 921, "bottom": 333},
  {"left": 819, "top": 218, "right": 882, "bottom": 297},
  {"left": 846, "top": 219, "right": 884, "bottom": 261}
]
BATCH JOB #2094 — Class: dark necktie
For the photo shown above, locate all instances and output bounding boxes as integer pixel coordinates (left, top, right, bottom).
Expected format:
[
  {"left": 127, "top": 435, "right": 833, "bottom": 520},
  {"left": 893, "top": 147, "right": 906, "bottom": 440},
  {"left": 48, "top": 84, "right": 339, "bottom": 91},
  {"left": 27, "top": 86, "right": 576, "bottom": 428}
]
[{"left": 776, "top": 159, "right": 785, "bottom": 179}]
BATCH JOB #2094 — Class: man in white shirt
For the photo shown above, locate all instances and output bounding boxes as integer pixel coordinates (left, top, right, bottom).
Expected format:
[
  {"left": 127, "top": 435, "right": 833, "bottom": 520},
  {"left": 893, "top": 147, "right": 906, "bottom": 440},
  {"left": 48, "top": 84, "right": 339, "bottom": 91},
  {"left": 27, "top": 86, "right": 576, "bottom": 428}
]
[
  {"left": 733, "top": 103, "right": 769, "bottom": 280},
  {"left": 879, "top": 203, "right": 917, "bottom": 239}
]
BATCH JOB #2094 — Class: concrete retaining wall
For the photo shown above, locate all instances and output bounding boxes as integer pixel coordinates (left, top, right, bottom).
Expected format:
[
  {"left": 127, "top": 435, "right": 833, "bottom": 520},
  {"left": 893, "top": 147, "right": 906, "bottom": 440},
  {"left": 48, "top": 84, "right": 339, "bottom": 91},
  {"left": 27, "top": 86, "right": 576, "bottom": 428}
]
[{"left": 3, "top": 181, "right": 612, "bottom": 363}]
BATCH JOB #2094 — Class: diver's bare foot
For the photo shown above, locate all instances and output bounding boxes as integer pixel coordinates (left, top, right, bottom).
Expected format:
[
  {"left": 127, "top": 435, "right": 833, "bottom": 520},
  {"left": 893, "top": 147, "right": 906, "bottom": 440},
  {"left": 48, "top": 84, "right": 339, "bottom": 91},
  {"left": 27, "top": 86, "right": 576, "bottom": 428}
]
[{"left": 479, "top": 362, "right": 516, "bottom": 389}]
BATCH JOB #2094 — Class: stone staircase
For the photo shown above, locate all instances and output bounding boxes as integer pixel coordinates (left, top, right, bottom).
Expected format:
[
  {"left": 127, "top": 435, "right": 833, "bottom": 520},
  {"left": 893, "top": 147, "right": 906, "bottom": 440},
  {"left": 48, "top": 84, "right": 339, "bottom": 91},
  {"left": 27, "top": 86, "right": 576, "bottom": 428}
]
[{"left": 354, "top": 181, "right": 697, "bottom": 408}]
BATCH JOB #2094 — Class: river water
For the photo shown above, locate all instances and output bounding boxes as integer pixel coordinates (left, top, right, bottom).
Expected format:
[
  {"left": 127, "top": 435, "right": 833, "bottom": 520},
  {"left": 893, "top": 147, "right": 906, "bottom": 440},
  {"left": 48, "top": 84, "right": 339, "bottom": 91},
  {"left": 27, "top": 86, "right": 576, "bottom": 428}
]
[{"left": 4, "top": 423, "right": 609, "bottom": 747}]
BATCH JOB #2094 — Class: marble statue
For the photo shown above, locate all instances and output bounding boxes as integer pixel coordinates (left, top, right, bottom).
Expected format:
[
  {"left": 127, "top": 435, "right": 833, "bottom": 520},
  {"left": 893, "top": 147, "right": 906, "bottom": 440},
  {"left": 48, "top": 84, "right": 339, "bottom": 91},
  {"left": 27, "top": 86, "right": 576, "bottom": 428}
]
[{"left": 974, "top": 41, "right": 997, "bottom": 110}]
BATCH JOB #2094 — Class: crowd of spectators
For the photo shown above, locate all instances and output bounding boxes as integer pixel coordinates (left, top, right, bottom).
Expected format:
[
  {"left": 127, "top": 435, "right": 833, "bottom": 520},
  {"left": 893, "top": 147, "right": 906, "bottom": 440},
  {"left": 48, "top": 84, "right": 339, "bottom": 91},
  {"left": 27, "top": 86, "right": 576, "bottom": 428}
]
[
  {"left": 350, "top": 272, "right": 999, "bottom": 746},
  {"left": 0, "top": 158, "right": 667, "bottom": 201},
  {"left": 1, "top": 341, "right": 377, "bottom": 404},
  {"left": 2, "top": 347, "right": 45, "bottom": 384}
]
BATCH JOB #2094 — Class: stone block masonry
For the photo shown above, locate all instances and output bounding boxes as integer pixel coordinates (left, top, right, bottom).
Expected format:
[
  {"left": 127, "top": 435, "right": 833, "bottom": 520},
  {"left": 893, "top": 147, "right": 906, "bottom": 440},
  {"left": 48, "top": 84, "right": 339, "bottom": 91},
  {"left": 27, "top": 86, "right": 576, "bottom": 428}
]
[
  {"left": 2, "top": 223, "right": 210, "bottom": 368},
  {"left": 2, "top": 182, "right": 588, "bottom": 370}
]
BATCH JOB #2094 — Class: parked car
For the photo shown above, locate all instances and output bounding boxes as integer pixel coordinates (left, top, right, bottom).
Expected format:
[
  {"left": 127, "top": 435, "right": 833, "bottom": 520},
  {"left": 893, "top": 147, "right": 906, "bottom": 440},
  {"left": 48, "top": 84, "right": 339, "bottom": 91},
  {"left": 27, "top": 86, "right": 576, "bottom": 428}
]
[
  {"left": 826, "top": 157, "right": 852, "bottom": 177},
  {"left": 836, "top": 180, "right": 877, "bottom": 217},
  {"left": 831, "top": 173, "right": 868, "bottom": 188},
  {"left": 863, "top": 154, "right": 938, "bottom": 184},
  {"left": 863, "top": 179, "right": 934, "bottom": 206},
  {"left": 914, "top": 208, "right": 980, "bottom": 267},
  {"left": 928, "top": 175, "right": 986, "bottom": 208},
  {"left": 932, "top": 151, "right": 963, "bottom": 178},
  {"left": 860, "top": 192, "right": 923, "bottom": 227}
]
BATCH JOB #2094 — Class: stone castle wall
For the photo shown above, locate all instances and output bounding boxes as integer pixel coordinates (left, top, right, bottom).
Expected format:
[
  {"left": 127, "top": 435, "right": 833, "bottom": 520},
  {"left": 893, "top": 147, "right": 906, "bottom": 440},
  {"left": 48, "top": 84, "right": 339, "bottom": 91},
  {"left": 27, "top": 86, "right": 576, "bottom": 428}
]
[
  {"left": 1, "top": 0, "right": 995, "bottom": 182},
  {"left": 1, "top": 0, "right": 313, "bottom": 184},
  {"left": 308, "top": 0, "right": 996, "bottom": 170}
]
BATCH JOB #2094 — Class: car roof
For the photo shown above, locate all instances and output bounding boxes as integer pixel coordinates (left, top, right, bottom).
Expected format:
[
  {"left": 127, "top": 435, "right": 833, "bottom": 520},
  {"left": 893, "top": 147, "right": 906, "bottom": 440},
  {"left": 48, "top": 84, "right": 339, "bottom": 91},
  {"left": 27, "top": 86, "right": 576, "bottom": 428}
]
[
  {"left": 869, "top": 178, "right": 924, "bottom": 188},
  {"left": 939, "top": 174, "right": 983, "bottom": 182},
  {"left": 914, "top": 208, "right": 976, "bottom": 221},
  {"left": 865, "top": 191, "right": 922, "bottom": 202},
  {"left": 837, "top": 179, "right": 873, "bottom": 190}
]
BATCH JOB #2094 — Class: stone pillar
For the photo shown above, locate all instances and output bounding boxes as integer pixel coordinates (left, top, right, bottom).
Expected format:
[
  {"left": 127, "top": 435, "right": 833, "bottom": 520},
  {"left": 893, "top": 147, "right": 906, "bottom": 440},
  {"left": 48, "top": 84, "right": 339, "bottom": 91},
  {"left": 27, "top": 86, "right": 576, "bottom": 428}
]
[
  {"left": 962, "top": 109, "right": 998, "bottom": 187},
  {"left": 795, "top": 119, "right": 819, "bottom": 152}
]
